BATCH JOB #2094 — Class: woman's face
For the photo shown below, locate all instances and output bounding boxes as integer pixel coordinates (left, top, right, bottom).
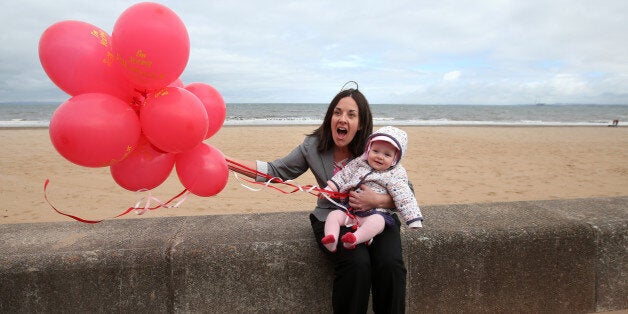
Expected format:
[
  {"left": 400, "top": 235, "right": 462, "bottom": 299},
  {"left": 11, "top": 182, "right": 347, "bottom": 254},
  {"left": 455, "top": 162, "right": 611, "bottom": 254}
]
[{"left": 331, "top": 96, "right": 361, "bottom": 148}]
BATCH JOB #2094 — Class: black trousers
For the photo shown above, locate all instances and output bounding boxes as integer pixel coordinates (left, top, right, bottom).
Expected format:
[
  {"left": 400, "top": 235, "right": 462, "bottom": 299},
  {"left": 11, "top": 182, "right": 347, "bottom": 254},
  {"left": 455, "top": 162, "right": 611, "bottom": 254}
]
[{"left": 310, "top": 213, "right": 407, "bottom": 314}]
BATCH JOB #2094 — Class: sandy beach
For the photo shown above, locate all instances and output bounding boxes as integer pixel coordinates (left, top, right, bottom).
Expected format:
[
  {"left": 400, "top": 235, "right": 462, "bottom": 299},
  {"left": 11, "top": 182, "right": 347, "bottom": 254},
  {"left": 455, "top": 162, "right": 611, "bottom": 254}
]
[{"left": 1, "top": 125, "right": 627, "bottom": 224}]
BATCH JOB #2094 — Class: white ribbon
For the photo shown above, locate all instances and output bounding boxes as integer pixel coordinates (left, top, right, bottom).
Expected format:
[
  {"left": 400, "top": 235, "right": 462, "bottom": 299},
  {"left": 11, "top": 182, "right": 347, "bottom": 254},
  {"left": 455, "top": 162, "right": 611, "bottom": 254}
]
[
  {"left": 232, "top": 170, "right": 355, "bottom": 227},
  {"left": 132, "top": 189, "right": 190, "bottom": 215}
]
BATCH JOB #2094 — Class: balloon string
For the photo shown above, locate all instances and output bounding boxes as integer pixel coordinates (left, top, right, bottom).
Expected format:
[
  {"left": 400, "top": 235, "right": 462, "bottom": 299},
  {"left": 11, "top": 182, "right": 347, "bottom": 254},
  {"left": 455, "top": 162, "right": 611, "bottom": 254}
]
[
  {"left": 44, "top": 179, "right": 189, "bottom": 224},
  {"left": 45, "top": 156, "right": 351, "bottom": 223},
  {"left": 225, "top": 158, "right": 349, "bottom": 199},
  {"left": 132, "top": 189, "right": 190, "bottom": 215},
  {"left": 225, "top": 158, "right": 359, "bottom": 228}
]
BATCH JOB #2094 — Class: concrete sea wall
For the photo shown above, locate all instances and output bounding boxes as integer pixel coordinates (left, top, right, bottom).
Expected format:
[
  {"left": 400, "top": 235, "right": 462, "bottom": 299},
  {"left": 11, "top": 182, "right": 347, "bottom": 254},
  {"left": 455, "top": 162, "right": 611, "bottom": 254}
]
[{"left": 1, "top": 196, "right": 626, "bottom": 312}]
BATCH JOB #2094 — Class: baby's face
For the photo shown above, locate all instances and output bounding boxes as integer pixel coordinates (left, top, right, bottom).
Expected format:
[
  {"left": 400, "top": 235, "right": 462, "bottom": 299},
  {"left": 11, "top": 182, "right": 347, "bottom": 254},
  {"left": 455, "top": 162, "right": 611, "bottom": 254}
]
[{"left": 367, "top": 141, "right": 397, "bottom": 171}]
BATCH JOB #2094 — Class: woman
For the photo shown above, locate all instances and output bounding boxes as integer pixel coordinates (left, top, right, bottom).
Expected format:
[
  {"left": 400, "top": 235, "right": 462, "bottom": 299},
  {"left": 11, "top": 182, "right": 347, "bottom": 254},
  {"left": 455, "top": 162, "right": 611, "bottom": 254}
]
[{"left": 228, "top": 83, "right": 407, "bottom": 313}]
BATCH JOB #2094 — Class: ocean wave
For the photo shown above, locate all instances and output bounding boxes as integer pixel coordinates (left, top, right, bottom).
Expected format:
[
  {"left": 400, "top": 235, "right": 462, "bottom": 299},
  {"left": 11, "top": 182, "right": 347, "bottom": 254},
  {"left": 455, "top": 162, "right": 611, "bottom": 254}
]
[
  {"left": 0, "top": 120, "right": 50, "bottom": 128},
  {"left": 0, "top": 118, "right": 616, "bottom": 128},
  {"left": 1, "top": 103, "right": 626, "bottom": 127}
]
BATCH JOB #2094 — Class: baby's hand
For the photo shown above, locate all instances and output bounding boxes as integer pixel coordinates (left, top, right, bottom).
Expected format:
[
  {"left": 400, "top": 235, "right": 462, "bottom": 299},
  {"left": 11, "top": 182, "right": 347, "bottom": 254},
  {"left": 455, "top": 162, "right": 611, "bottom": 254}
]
[{"left": 325, "top": 180, "right": 339, "bottom": 192}]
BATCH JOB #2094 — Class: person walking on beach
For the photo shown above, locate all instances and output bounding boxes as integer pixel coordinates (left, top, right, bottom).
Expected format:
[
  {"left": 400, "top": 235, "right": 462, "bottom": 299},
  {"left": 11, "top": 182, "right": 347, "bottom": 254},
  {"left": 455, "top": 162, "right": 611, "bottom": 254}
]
[
  {"left": 227, "top": 82, "right": 409, "bottom": 313},
  {"left": 321, "top": 126, "right": 423, "bottom": 253}
]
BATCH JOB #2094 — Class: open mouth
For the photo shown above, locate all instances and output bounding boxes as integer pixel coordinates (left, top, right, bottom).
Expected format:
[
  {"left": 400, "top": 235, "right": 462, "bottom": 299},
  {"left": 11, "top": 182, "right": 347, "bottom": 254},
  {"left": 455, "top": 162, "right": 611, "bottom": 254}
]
[{"left": 336, "top": 127, "right": 348, "bottom": 136}]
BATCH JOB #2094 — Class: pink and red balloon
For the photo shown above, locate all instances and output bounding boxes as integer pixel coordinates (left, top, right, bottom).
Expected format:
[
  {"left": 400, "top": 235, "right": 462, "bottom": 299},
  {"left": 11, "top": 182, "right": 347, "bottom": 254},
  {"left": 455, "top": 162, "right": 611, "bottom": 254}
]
[
  {"left": 185, "top": 82, "right": 226, "bottom": 139},
  {"left": 168, "top": 78, "right": 184, "bottom": 88},
  {"left": 110, "top": 136, "right": 175, "bottom": 191},
  {"left": 112, "top": 2, "right": 190, "bottom": 90},
  {"left": 41, "top": 3, "right": 230, "bottom": 198},
  {"left": 140, "top": 87, "right": 208, "bottom": 153},
  {"left": 49, "top": 93, "right": 141, "bottom": 167},
  {"left": 175, "top": 143, "right": 229, "bottom": 197},
  {"left": 39, "top": 20, "right": 135, "bottom": 101}
]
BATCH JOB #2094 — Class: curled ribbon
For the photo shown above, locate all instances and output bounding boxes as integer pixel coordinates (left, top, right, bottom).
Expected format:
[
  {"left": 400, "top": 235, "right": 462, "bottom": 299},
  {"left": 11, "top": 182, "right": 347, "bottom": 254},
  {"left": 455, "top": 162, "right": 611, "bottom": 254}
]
[
  {"left": 44, "top": 179, "right": 189, "bottom": 224},
  {"left": 45, "top": 158, "right": 355, "bottom": 224},
  {"left": 225, "top": 158, "right": 359, "bottom": 227},
  {"left": 131, "top": 189, "right": 190, "bottom": 215},
  {"left": 225, "top": 158, "right": 348, "bottom": 199}
]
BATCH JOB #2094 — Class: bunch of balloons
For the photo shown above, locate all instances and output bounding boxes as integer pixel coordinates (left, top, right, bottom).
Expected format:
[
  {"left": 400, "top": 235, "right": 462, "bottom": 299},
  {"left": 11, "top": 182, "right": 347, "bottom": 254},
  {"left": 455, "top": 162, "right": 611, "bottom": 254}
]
[{"left": 39, "top": 2, "right": 228, "bottom": 197}]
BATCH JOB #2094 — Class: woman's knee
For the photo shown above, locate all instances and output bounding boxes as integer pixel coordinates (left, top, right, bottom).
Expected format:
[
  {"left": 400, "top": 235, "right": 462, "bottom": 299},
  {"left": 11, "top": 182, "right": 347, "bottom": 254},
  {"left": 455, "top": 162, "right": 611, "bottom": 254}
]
[
  {"left": 371, "top": 253, "right": 406, "bottom": 275},
  {"left": 335, "top": 249, "right": 371, "bottom": 274}
]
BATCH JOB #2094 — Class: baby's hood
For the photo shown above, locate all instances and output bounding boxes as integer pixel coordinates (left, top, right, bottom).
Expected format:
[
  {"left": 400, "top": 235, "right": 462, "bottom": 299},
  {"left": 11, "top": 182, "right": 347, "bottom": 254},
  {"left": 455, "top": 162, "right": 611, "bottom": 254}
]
[{"left": 365, "top": 126, "right": 408, "bottom": 164}]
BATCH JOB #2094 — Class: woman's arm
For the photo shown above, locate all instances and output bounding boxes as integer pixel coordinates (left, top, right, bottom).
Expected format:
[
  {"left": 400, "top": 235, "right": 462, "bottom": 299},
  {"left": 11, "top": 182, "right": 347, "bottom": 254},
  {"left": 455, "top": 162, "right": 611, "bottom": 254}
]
[
  {"left": 348, "top": 185, "right": 395, "bottom": 211},
  {"left": 225, "top": 136, "right": 312, "bottom": 183}
]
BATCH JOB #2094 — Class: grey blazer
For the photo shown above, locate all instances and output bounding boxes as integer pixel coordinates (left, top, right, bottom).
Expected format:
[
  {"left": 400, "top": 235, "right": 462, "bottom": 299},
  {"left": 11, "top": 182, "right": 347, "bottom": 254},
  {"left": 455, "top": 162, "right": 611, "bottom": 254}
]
[{"left": 256, "top": 135, "right": 339, "bottom": 221}]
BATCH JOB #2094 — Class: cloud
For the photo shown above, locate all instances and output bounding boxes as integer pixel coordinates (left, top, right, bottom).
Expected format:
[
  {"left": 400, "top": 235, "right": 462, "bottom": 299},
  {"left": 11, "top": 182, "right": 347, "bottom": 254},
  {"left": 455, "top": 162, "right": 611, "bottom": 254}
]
[
  {"left": 443, "top": 71, "right": 461, "bottom": 82},
  {"left": 321, "top": 56, "right": 367, "bottom": 69},
  {"left": 1, "top": 0, "right": 628, "bottom": 104}
]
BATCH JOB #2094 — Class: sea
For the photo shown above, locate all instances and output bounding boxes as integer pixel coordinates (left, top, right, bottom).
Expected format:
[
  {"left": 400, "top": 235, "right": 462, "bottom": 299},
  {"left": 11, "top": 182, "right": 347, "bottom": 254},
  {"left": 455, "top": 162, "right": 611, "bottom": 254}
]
[{"left": 1, "top": 102, "right": 627, "bottom": 128}]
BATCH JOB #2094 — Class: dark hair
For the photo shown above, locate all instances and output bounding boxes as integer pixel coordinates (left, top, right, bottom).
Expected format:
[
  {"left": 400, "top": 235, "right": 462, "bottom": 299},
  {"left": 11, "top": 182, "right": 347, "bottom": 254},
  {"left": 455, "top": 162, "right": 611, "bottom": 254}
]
[{"left": 311, "top": 87, "right": 373, "bottom": 157}]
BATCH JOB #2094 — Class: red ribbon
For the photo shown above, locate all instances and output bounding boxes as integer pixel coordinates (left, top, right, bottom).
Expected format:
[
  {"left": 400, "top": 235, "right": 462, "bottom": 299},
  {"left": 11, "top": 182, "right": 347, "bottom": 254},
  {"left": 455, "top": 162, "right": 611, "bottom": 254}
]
[
  {"left": 225, "top": 158, "right": 349, "bottom": 199},
  {"left": 45, "top": 158, "right": 352, "bottom": 224},
  {"left": 44, "top": 179, "right": 188, "bottom": 224},
  {"left": 225, "top": 158, "right": 359, "bottom": 226}
]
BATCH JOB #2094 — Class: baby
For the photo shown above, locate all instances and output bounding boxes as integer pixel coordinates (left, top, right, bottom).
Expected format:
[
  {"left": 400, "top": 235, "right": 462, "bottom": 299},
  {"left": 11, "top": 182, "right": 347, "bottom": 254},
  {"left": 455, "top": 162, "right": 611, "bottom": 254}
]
[{"left": 321, "top": 126, "right": 423, "bottom": 252}]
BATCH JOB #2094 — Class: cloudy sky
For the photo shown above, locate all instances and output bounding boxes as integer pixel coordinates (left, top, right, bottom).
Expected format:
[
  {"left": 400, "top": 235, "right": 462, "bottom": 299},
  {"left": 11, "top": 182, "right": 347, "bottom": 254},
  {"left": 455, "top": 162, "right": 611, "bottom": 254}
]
[{"left": 2, "top": 0, "right": 628, "bottom": 105}]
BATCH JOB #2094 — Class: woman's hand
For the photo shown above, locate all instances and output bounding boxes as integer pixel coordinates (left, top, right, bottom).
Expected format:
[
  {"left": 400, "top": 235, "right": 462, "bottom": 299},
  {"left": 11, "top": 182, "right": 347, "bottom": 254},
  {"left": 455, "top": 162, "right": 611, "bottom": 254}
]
[
  {"left": 225, "top": 156, "right": 258, "bottom": 179},
  {"left": 348, "top": 185, "right": 394, "bottom": 211}
]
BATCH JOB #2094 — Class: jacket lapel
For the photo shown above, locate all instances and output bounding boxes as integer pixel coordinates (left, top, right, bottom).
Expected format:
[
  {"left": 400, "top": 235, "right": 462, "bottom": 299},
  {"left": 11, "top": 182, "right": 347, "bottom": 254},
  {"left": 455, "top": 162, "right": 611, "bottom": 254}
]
[{"left": 320, "top": 148, "right": 335, "bottom": 181}]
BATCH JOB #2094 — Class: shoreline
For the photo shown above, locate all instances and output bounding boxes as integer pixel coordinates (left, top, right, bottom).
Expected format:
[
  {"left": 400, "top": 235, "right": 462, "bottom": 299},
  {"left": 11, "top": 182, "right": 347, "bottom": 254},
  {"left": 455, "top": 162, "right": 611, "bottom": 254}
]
[
  {"left": 2, "top": 125, "right": 628, "bottom": 224},
  {"left": 1, "top": 124, "right": 624, "bottom": 131}
]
